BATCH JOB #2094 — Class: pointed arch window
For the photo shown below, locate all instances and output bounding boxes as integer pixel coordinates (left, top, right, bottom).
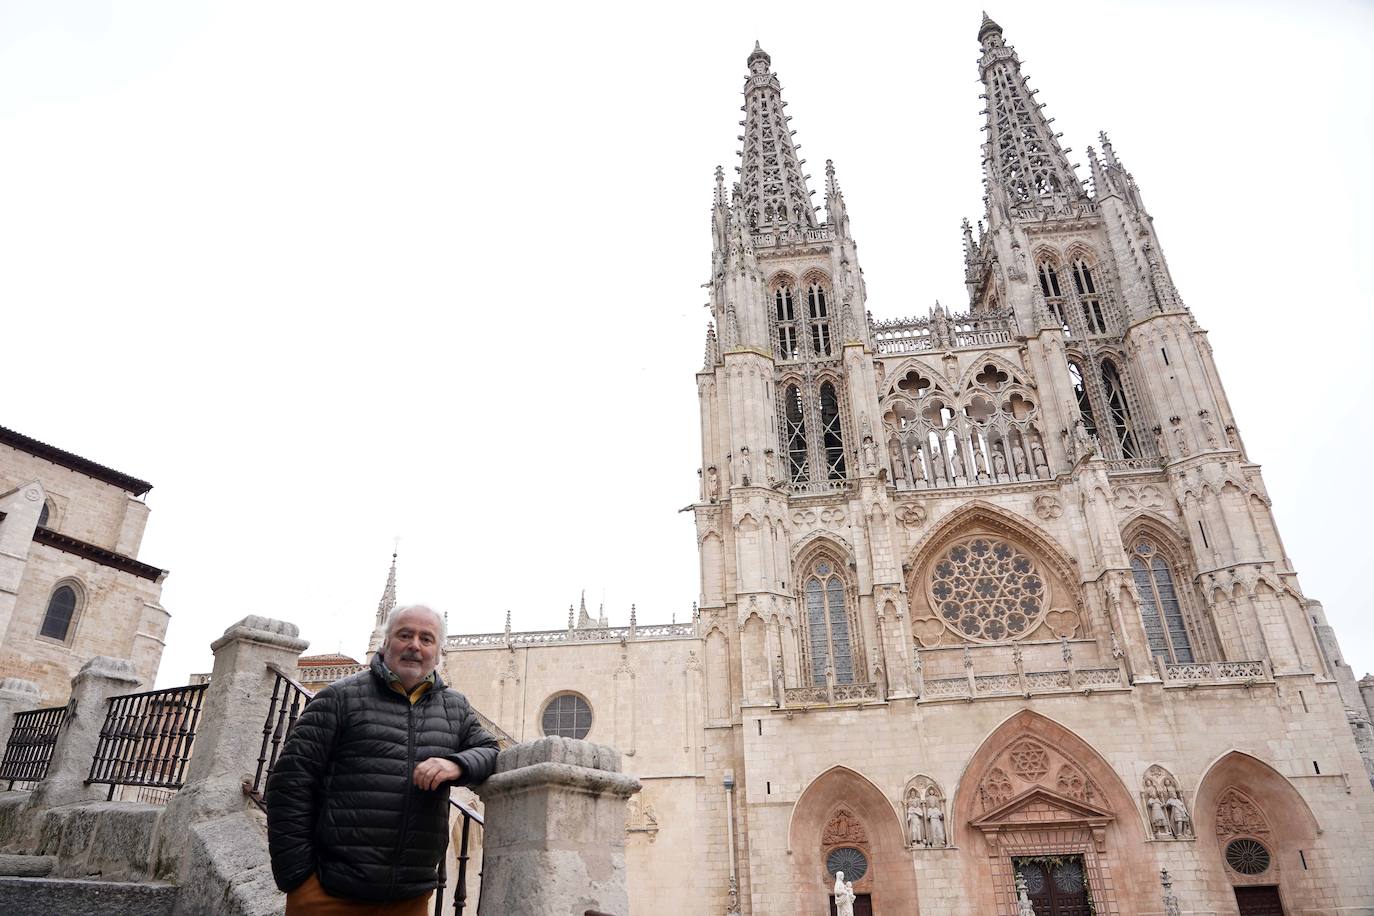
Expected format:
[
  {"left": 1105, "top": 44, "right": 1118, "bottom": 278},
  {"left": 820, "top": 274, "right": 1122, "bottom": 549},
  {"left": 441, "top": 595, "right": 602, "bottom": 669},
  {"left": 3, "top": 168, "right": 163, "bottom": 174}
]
[
  {"left": 803, "top": 558, "right": 853, "bottom": 685},
  {"left": 1067, "top": 360, "right": 1098, "bottom": 437},
  {"left": 1071, "top": 258, "right": 1108, "bottom": 334},
  {"left": 37, "top": 502, "right": 50, "bottom": 528},
  {"left": 1100, "top": 360, "right": 1138, "bottom": 458},
  {"left": 1037, "top": 261, "right": 1070, "bottom": 334},
  {"left": 807, "top": 283, "right": 832, "bottom": 356},
  {"left": 1130, "top": 540, "right": 1193, "bottom": 663},
  {"left": 39, "top": 583, "right": 81, "bottom": 643},
  {"left": 784, "top": 384, "right": 809, "bottom": 483},
  {"left": 775, "top": 286, "right": 800, "bottom": 359},
  {"left": 819, "top": 382, "right": 846, "bottom": 480}
]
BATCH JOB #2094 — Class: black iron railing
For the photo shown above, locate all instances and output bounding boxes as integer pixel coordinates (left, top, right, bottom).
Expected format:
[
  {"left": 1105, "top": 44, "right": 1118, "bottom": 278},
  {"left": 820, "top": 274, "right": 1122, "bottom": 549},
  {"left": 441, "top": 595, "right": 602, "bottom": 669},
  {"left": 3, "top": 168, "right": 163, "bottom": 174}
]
[
  {"left": 434, "top": 799, "right": 484, "bottom": 916},
  {"left": 87, "top": 683, "right": 207, "bottom": 800},
  {"left": 0, "top": 705, "right": 67, "bottom": 789},
  {"left": 246, "top": 664, "right": 315, "bottom": 809}
]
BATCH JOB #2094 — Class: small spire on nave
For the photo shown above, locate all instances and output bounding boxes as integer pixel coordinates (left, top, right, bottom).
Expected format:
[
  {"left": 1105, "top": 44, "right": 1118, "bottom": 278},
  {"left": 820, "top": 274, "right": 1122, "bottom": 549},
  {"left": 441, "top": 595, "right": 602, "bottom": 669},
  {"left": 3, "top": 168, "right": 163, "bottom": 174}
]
[{"left": 375, "top": 544, "right": 399, "bottom": 627}]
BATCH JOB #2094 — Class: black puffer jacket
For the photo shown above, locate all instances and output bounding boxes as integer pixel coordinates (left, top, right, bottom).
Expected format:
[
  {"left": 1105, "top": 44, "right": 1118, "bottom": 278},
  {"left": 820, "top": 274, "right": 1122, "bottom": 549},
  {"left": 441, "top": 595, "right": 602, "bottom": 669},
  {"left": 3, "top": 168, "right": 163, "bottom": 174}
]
[{"left": 266, "top": 655, "right": 499, "bottom": 901}]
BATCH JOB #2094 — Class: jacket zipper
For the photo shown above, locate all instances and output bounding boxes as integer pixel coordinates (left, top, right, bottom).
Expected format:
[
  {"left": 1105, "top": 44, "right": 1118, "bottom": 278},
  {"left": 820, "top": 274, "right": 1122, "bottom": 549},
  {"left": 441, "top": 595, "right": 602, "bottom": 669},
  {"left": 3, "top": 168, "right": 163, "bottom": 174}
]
[{"left": 391, "top": 694, "right": 418, "bottom": 886}]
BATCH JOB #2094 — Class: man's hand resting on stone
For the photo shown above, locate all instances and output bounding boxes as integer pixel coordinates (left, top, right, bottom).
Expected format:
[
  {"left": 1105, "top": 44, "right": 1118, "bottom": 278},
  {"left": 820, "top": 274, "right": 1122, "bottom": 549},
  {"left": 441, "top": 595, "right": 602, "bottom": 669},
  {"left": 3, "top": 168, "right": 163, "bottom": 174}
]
[{"left": 413, "top": 757, "right": 463, "bottom": 791}]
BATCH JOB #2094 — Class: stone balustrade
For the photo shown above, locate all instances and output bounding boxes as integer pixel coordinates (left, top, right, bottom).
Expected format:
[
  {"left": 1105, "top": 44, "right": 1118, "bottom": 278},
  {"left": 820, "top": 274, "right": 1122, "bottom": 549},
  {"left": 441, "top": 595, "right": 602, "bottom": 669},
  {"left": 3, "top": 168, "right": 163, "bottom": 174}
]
[{"left": 447, "top": 621, "right": 696, "bottom": 651}]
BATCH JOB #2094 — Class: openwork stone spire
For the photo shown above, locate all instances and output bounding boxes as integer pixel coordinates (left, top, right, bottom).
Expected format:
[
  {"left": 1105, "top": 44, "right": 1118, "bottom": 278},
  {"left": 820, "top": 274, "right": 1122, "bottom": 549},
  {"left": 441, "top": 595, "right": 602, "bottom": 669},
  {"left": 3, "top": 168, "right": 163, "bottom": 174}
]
[
  {"left": 375, "top": 547, "right": 398, "bottom": 627},
  {"left": 978, "top": 16, "right": 1084, "bottom": 211},
  {"left": 738, "top": 42, "right": 816, "bottom": 232}
]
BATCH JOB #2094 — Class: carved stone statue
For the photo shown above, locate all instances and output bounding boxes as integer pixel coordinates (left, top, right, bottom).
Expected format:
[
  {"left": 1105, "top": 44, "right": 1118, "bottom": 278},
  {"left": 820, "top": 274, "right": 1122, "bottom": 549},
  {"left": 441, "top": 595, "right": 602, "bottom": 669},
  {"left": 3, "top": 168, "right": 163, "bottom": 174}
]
[
  {"left": 739, "top": 447, "right": 752, "bottom": 485},
  {"left": 926, "top": 797, "right": 947, "bottom": 848},
  {"left": 890, "top": 442, "right": 907, "bottom": 484},
  {"left": 1147, "top": 790, "right": 1171, "bottom": 839},
  {"left": 1031, "top": 436, "right": 1049, "bottom": 476},
  {"left": 992, "top": 443, "right": 1008, "bottom": 476},
  {"left": 911, "top": 445, "right": 926, "bottom": 482},
  {"left": 1072, "top": 419, "right": 1096, "bottom": 459},
  {"left": 763, "top": 449, "right": 777, "bottom": 484},
  {"left": 948, "top": 445, "right": 965, "bottom": 479},
  {"left": 973, "top": 439, "right": 989, "bottom": 477},
  {"left": 1011, "top": 441, "right": 1028, "bottom": 476},
  {"left": 930, "top": 443, "right": 947, "bottom": 482},
  {"left": 772, "top": 656, "right": 785, "bottom": 707},
  {"left": 906, "top": 798, "right": 925, "bottom": 846},
  {"left": 833, "top": 872, "right": 856, "bottom": 916},
  {"left": 1166, "top": 787, "right": 1192, "bottom": 837},
  {"left": 862, "top": 436, "right": 877, "bottom": 472},
  {"left": 707, "top": 466, "right": 721, "bottom": 502}
]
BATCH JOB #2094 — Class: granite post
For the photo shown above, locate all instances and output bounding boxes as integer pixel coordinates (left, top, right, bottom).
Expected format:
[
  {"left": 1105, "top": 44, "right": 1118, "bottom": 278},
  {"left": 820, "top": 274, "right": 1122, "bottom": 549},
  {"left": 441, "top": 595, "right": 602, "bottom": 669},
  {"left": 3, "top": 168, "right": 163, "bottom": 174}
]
[
  {"left": 477, "top": 736, "right": 640, "bottom": 916},
  {"left": 27, "top": 656, "right": 141, "bottom": 809},
  {"left": 0, "top": 678, "right": 41, "bottom": 759}
]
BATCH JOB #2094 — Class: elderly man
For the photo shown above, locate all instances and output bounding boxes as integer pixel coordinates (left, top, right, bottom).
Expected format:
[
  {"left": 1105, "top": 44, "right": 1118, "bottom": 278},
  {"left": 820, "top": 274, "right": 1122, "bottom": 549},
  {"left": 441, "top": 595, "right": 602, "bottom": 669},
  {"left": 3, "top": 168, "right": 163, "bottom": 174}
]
[{"left": 267, "top": 604, "right": 499, "bottom": 915}]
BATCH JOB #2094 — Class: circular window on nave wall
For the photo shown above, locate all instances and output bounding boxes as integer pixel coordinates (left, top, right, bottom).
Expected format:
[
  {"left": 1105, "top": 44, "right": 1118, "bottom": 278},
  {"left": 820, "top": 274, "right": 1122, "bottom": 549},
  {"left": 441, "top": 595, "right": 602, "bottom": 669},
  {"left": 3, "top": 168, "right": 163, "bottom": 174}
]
[
  {"left": 928, "top": 536, "right": 1047, "bottom": 642},
  {"left": 541, "top": 693, "right": 592, "bottom": 740}
]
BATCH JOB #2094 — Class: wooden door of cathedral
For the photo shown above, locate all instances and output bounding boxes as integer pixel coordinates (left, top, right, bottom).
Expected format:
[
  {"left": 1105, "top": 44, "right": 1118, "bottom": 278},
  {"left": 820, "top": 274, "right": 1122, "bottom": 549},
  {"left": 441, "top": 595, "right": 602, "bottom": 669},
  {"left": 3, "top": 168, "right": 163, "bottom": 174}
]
[
  {"left": 1234, "top": 886, "right": 1285, "bottom": 916},
  {"left": 1014, "top": 857, "right": 1091, "bottom": 916},
  {"left": 828, "top": 893, "right": 873, "bottom": 916}
]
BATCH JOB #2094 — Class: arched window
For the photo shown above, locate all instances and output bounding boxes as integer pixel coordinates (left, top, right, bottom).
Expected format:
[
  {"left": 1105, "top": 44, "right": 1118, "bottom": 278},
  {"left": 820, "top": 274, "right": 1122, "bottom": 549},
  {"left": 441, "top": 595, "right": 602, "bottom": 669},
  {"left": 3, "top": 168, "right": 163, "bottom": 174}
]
[
  {"left": 819, "top": 382, "right": 846, "bottom": 480},
  {"left": 37, "top": 502, "right": 50, "bottom": 528},
  {"left": 1100, "top": 360, "right": 1138, "bottom": 458},
  {"left": 775, "top": 286, "right": 799, "bottom": 359},
  {"left": 784, "top": 384, "right": 809, "bottom": 482},
  {"left": 1071, "top": 258, "right": 1108, "bottom": 334},
  {"left": 1067, "top": 361, "right": 1098, "bottom": 437},
  {"left": 541, "top": 693, "right": 593, "bottom": 739},
  {"left": 807, "top": 283, "right": 832, "bottom": 356},
  {"left": 1037, "top": 261, "right": 1069, "bottom": 334},
  {"left": 803, "top": 557, "right": 853, "bottom": 685},
  {"left": 1130, "top": 539, "right": 1193, "bottom": 663},
  {"left": 39, "top": 583, "right": 80, "bottom": 642}
]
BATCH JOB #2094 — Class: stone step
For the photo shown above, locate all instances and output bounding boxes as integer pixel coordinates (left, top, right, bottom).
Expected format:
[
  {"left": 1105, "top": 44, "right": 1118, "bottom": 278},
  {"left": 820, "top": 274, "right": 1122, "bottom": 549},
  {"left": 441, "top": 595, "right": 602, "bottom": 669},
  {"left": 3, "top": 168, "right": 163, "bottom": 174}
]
[
  {"left": 0, "top": 853, "right": 55, "bottom": 876},
  {"left": 0, "top": 876, "right": 177, "bottom": 916}
]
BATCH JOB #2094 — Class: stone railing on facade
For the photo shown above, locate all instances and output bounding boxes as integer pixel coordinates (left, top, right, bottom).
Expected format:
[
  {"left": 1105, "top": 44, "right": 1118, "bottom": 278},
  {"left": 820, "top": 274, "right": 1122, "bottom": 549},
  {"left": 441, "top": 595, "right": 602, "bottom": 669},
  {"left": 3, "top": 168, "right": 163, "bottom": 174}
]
[
  {"left": 783, "top": 681, "right": 881, "bottom": 707},
  {"left": 871, "top": 308, "right": 1014, "bottom": 356},
  {"left": 297, "top": 663, "right": 366, "bottom": 683},
  {"left": 1101, "top": 457, "right": 1164, "bottom": 473},
  {"left": 789, "top": 478, "right": 856, "bottom": 497},
  {"left": 1159, "top": 659, "right": 1270, "bottom": 685},
  {"left": 920, "top": 666, "right": 1126, "bottom": 701},
  {"left": 751, "top": 226, "right": 835, "bottom": 249},
  {"left": 447, "top": 620, "right": 697, "bottom": 651}
]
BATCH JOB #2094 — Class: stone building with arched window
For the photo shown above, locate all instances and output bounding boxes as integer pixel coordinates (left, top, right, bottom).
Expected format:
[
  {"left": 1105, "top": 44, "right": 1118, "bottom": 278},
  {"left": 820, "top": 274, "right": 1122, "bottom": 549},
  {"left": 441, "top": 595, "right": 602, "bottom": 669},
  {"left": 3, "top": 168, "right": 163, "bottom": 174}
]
[
  {"left": 439, "top": 19, "right": 1374, "bottom": 916},
  {"left": 0, "top": 426, "right": 169, "bottom": 703}
]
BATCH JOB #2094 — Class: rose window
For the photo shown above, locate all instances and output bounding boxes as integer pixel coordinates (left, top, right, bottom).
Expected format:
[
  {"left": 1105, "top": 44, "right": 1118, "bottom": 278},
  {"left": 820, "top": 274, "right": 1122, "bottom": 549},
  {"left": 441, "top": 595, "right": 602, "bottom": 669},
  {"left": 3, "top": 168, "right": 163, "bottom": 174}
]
[
  {"left": 1225, "top": 838, "right": 1271, "bottom": 876},
  {"left": 929, "top": 538, "right": 1045, "bottom": 641}
]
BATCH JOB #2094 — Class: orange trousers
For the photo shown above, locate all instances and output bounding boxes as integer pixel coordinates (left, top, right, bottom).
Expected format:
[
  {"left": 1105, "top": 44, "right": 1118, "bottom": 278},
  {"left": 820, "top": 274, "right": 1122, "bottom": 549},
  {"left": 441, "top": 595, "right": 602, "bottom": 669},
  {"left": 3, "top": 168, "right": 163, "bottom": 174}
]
[{"left": 285, "top": 873, "right": 432, "bottom": 916}]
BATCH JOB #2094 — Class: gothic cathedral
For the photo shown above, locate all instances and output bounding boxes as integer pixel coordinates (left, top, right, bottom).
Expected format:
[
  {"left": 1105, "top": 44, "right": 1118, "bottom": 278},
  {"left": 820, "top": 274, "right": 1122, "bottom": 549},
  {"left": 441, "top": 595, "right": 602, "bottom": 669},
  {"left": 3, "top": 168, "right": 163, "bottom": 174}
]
[{"left": 445, "top": 17, "right": 1374, "bottom": 916}]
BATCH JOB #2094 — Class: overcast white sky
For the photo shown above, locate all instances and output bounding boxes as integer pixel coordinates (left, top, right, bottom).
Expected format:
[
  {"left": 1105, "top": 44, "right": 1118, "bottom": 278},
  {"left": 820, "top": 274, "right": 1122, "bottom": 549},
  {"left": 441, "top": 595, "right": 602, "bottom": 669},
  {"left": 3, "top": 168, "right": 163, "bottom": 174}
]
[{"left": 1, "top": 1, "right": 1371, "bottom": 687}]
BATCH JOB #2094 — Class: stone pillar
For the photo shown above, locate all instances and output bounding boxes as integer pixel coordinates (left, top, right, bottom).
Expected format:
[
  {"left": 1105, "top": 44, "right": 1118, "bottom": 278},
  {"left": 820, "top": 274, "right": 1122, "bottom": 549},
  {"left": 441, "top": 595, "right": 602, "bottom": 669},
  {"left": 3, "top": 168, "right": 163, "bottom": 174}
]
[
  {"left": 161, "top": 615, "right": 308, "bottom": 821},
  {"left": 477, "top": 737, "right": 640, "bottom": 916},
  {"left": 28, "top": 656, "right": 141, "bottom": 809},
  {"left": 0, "top": 678, "right": 41, "bottom": 751}
]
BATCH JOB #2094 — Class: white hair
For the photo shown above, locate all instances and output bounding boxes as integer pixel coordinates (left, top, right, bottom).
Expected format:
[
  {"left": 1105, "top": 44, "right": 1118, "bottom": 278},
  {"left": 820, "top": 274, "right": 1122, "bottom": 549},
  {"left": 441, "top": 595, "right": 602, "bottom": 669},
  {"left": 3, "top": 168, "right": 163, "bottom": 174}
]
[{"left": 381, "top": 604, "right": 447, "bottom": 649}]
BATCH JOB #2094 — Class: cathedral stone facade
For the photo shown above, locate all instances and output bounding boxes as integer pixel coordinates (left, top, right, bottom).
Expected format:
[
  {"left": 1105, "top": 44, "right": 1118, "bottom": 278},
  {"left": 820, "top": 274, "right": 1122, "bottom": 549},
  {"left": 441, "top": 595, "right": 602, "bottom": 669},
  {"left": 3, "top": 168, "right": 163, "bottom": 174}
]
[{"left": 443, "top": 19, "right": 1374, "bottom": 916}]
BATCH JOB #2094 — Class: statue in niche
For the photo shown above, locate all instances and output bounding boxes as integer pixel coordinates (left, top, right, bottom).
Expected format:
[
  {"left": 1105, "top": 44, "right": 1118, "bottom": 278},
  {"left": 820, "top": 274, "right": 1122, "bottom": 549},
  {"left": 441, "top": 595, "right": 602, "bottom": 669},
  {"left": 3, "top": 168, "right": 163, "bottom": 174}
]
[
  {"left": 1147, "top": 790, "right": 1171, "bottom": 839},
  {"left": 772, "top": 656, "right": 785, "bottom": 707},
  {"left": 833, "top": 872, "right": 856, "bottom": 916},
  {"left": 948, "top": 444, "right": 965, "bottom": 479},
  {"left": 706, "top": 466, "right": 721, "bottom": 502},
  {"left": 1011, "top": 440, "right": 1028, "bottom": 476},
  {"left": 739, "top": 447, "right": 752, "bottom": 486},
  {"left": 763, "top": 449, "right": 777, "bottom": 484},
  {"left": 1031, "top": 436, "right": 1050, "bottom": 476},
  {"left": 1173, "top": 424, "right": 1190, "bottom": 457},
  {"left": 930, "top": 443, "right": 947, "bottom": 483},
  {"left": 906, "top": 797, "right": 925, "bottom": 847},
  {"left": 1199, "top": 410, "right": 1218, "bottom": 448},
  {"left": 890, "top": 442, "right": 907, "bottom": 485},
  {"left": 992, "top": 442, "right": 1009, "bottom": 476},
  {"left": 910, "top": 445, "right": 926, "bottom": 482},
  {"left": 1166, "top": 787, "right": 1192, "bottom": 837},
  {"left": 1153, "top": 426, "right": 1168, "bottom": 457},
  {"left": 973, "top": 439, "right": 989, "bottom": 478},
  {"left": 925, "top": 792, "right": 947, "bottom": 848},
  {"left": 862, "top": 436, "right": 877, "bottom": 472}
]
